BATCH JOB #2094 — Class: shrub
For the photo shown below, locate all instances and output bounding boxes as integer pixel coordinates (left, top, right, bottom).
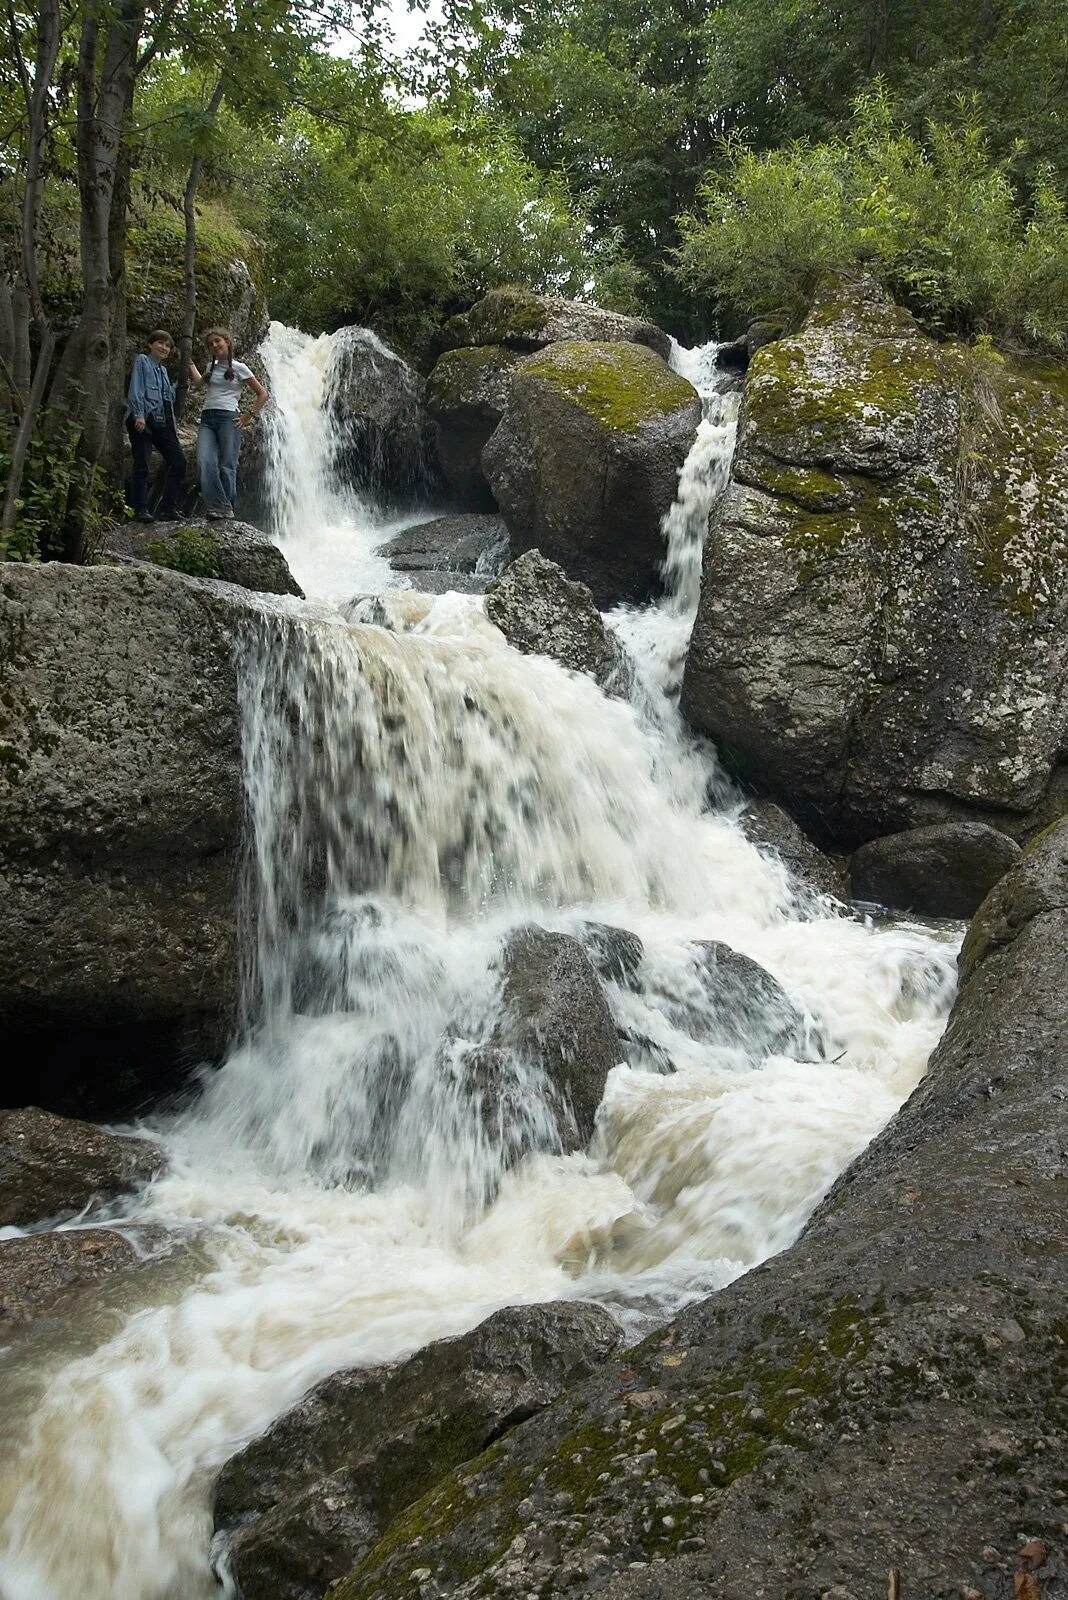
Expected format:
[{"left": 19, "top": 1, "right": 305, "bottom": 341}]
[
  {"left": 145, "top": 524, "right": 222, "bottom": 578},
  {"left": 674, "top": 89, "right": 1068, "bottom": 349}
]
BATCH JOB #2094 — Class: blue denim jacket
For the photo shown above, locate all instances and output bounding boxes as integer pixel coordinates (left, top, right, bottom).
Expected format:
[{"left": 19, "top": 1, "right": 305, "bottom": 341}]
[{"left": 126, "top": 353, "right": 177, "bottom": 421}]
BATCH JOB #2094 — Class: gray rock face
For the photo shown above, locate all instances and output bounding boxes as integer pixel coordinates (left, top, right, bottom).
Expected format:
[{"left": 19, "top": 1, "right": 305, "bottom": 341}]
[
  {"left": 0, "top": 1227, "right": 141, "bottom": 1329},
  {"left": 328, "top": 329, "right": 430, "bottom": 498},
  {"left": 377, "top": 514, "right": 507, "bottom": 576},
  {"left": 850, "top": 820, "right": 1022, "bottom": 919},
  {"left": 336, "top": 818, "right": 1068, "bottom": 1600},
  {"left": 214, "top": 1300, "right": 620, "bottom": 1600},
  {"left": 434, "top": 288, "right": 671, "bottom": 361},
  {"left": 484, "top": 342, "right": 701, "bottom": 607},
  {"left": 0, "top": 563, "right": 252, "bottom": 1114},
  {"left": 495, "top": 926, "right": 623, "bottom": 1149},
  {"left": 739, "top": 798, "right": 847, "bottom": 901},
  {"left": 0, "top": 1106, "right": 163, "bottom": 1226},
  {"left": 485, "top": 551, "right": 629, "bottom": 693},
  {"left": 681, "top": 273, "right": 1068, "bottom": 847},
  {"left": 424, "top": 346, "right": 523, "bottom": 508},
  {"left": 102, "top": 517, "right": 303, "bottom": 597}
]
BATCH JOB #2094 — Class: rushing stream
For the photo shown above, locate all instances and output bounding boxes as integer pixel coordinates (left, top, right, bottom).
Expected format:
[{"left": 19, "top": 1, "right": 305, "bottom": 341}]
[{"left": 0, "top": 325, "right": 959, "bottom": 1600}]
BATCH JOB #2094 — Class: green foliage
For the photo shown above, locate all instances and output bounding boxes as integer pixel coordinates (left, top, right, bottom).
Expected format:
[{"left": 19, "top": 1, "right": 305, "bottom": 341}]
[
  {"left": 225, "top": 76, "right": 618, "bottom": 358},
  {"left": 144, "top": 524, "right": 223, "bottom": 578},
  {"left": 675, "top": 92, "right": 1068, "bottom": 348},
  {"left": 0, "top": 430, "right": 115, "bottom": 563}
]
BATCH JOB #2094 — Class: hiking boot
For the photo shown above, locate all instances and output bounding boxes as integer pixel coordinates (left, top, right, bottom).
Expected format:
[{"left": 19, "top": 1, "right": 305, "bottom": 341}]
[
  {"left": 157, "top": 506, "right": 178, "bottom": 521},
  {"left": 135, "top": 511, "right": 156, "bottom": 524},
  {"left": 219, "top": 504, "right": 235, "bottom": 519}
]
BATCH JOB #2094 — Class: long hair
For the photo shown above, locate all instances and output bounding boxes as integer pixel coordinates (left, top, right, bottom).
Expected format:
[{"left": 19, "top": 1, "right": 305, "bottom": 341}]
[{"left": 205, "top": 327, "right": 236, "bottom": 382}]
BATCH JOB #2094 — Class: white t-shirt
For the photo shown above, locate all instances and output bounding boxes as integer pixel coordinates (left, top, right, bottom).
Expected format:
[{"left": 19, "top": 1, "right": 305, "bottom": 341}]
[{"left": 204, "top": 359, "right": 254, "bottom": 412}]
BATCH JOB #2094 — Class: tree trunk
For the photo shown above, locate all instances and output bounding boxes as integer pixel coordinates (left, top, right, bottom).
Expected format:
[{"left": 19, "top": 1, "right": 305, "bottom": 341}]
[
  {"left": 176, "top": 74, "right": 227, "bottom": 417},
  {"left": 0, "top": 328, "right": 56, "bottom": 541}
]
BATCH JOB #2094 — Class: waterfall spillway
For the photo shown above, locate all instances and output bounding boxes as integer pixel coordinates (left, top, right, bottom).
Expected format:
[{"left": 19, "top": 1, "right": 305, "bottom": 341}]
[{"left": 0, "top": 330, "right": 960, "bottom": 1600}]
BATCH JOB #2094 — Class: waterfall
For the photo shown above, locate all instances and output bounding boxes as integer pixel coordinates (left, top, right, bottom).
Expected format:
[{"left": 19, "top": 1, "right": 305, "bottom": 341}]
[{"left": 0, "top": 328, "right": 961, "bottom": 1600}]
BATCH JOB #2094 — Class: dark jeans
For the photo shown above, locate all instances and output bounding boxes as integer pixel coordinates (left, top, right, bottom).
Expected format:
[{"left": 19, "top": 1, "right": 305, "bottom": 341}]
[
  {"left": 197, "top": 409, "right": 241, "bottom": 513},
  {"left": 127, "top": 410, "right": 185, "bottom": 515}
]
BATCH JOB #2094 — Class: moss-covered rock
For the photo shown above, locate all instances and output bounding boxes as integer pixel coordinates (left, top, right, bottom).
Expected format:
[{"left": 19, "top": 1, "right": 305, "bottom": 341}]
[
  {"left": 434, "top": 287, "right": 671, "bottom": 361},
  {"left": 681, "top": 272, "right": 1068, "bottom": 846},
  {"left": 483, "top": 341, "right": 701, "bottom": 606},
  {"left": 125, "top": 202, "right": 268, "bottom": 354},
  {"left": 425, "top": 346, "right": 523, "bottom": 508}
]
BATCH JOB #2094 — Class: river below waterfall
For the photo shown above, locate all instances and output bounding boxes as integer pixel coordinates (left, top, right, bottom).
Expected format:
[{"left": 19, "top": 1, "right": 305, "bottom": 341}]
[{"left": 0, "top": 325, "right": 959, "bottom": 1600}]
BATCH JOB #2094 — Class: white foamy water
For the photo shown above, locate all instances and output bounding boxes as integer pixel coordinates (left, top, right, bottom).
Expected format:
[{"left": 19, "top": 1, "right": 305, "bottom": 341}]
[
  {"left": 0, "top": 330, "right": 961, "bottom": 1600},
  {"left": 261, "top": 322, "right": 433, "bottom": 603}
]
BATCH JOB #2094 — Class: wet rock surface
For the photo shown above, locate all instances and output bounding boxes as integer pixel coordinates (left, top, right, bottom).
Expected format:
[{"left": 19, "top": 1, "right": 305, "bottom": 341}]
[
  {"left": 0, "top": 1107, "right": 163, "bottom": 1227},
  {"left": 214, "top": 1301, "right": 620, "bottom": 1600},
  {"left": 686, "top": 940, "right": 816, "bottom": 1060},
  {"left": 0, "top": 564, "right": 252, "bottom": 1115},
  {"left": 434, "top": 288, "right": 671, "bottom": 361},
  {"left": 850, "top": 820, "right": 1022, "bottom": 919},
  {"left": 485, "top": 551, "right": 629, "bottom": 693},
  {"left": 739, "top": 798, "right": 847, "bottom": 901},
  {"left": 328, "top": 329, "right": 430, "bottom": 499},
  {"left": 493, "top": 925, "right": 624, "bottom": 1149},
  {"left": 484, "top": 341, "right": 700, "bottom": 607},
  {"left": 681, "top": 273, "right": 1068, "bottom": 847},
  {"left": 333, "top": 819, "right": 1068, "bottom": 1600},
  {"left": 103, "top": 517, "right": 303, "bottom": 597},
  {"left": 0, "top": 1227, "right": 141, "bottom": 1329}
]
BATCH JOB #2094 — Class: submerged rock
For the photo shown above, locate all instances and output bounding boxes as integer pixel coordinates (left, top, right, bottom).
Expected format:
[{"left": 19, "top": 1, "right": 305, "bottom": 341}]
[
  {"left": 485, "top": 550, "right": 629, "bottom": 693},
  {"left": 484, "top": 341, "right": 701, "bottom": 607},
  {"left": 376, "top": 513, "right": 507, "bottom": 576},
  {"left": 434, "top": 287, "right": 671, "bottom": 361},
  {"left": 494, "top": 925, "right": 623, "bottom": 1149},
  {"left": 424, "top": 346, "right": 523, "bottom": 508},
  {"left": 681, "top": 272, "right": 1068, "bottom": 847},
  {"left": 688, "top": 940, "right": 815, "bottom": 1060},
  {"left": 0, "top": 563, "right": 252, "bottom": 1115},
  {"left": 214, "top": 1300, "right": 620, "bottom": 1600},
  {"left": 0, "top": 1106, "right": 163, "bottom": 1227},
  {"left": 850, "top": 820, "right": 1022, "bottom": 919},
  {"left": 102, "top": 517, "right": 302, "bottom": 597},
  {"left": 575, "top": 922, "right": 645, "bottom": 988},
  {"left": 333, "top": 826, "right": 1068, "bottom": 1600}
]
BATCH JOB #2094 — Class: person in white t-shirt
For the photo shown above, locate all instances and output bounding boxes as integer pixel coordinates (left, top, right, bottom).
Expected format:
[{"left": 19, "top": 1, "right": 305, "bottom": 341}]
[{"left": 189, "top": 328, "right": 269, "bottom": 519}]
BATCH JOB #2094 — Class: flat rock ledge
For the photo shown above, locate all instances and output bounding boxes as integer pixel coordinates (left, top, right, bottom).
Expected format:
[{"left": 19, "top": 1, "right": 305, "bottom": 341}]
[
  {"left": 103, "top": 517, "right": 303, "bottom": 598},
  {"left": 333, "top": 818, "right": 1068, "bottom": 1600}
]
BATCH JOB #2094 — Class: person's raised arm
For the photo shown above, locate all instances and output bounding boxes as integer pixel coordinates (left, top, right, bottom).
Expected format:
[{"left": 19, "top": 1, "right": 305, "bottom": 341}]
[{"left": 188, "top": 360, "right": 204, "bottom": 386}]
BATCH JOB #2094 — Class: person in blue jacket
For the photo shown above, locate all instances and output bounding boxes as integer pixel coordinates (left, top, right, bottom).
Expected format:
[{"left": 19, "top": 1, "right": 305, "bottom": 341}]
[{"left": 126, "top": 330, "right": 186, "bottom": 523}]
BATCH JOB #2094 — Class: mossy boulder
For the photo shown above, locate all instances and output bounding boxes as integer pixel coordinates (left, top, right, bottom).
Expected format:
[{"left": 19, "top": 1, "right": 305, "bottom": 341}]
[
  {"left": 425, "top": 345, "right": 523, "bottom": 508},
  {"left": 102, "top": 517, "right": 303, "bottom": 598},
  {"left": 434, "top": 287, "right": 671, "bottom": 361},
  {"left": 212, "top": 1301, "right": 620, "bottom": 1600},
  {"left": 681, "top": 273, "right": 1068, "bottom": 847},
  {"left": 483, "top": 342, "right": 701, "bottom": 607},
  {"left": 124, "top": 203, "right": 269, "bottom": 355}
]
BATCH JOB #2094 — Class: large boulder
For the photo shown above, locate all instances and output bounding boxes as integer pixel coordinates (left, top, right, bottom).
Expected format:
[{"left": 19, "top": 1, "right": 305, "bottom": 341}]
[
  {"left": 334, "top": 818, "right": 1068, "bottom": 1600},
  {"left": 485, "top": 551, "right": 629, "bottom": 694},
  {"left": 483, "top": 341, "right": 701, "bottom": 607},
  {"left": 434, "top": 287, "right": 671, "bottom": 361},
  {"left": 0, "top": 564, "right": 252, "bottom": 1115},
  {"left": 327, "top": 328, "right": 430, "bottom": 500},
  {"left": 102, "top": 517, "right": 303, "bottom": 598},
  {"left": 0, "top": 1106, "right": 163, "bottom": 1227},
  {"left": 214, "top": 1300, "right": 620, "bottom": 1600},
  {"left": 850, "top": 820, "right": 1022, "bottom": 919},
  {"left": 681, "top": 273, "right": 1068, "bottom": 848},
  {"left": 424, "top": 346, "right": 523, "bottom": 508}
]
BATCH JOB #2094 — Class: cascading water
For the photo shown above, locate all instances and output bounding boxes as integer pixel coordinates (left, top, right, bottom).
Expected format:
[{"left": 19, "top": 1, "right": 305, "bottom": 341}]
[{"left": 0, "top": 329, "right": 960, "bottom": 1600}]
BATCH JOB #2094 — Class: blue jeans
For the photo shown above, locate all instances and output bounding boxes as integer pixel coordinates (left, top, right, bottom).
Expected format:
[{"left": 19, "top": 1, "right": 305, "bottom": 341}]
[{"left": 197, "top": 409, "right": 241, "bottom": 512}]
